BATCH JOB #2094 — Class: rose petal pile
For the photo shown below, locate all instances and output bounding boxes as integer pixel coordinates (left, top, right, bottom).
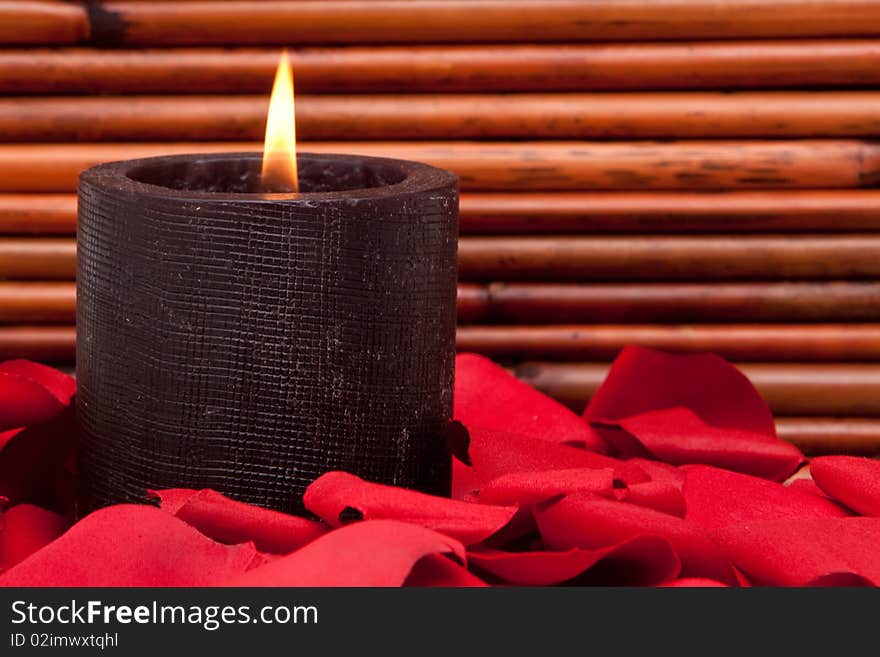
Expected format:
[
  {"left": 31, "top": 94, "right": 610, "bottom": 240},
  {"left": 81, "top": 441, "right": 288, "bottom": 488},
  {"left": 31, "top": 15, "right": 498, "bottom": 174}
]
[{"left": 0, "top": 347, "right": 879, "bottom": 587}]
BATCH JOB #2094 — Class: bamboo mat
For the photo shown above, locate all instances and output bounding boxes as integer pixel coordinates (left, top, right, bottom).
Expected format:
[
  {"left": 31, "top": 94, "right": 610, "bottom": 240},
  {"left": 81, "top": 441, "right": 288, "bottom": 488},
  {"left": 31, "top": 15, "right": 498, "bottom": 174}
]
[{"left": 3, "top": 0, "right": 880, "bottom": 455}]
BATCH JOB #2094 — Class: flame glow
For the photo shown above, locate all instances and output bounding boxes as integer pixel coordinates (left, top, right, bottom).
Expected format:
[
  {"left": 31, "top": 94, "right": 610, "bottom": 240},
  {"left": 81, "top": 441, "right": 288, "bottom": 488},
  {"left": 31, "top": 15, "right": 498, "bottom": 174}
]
[{"left": 261, "top": 50, "right": 298, "bottom": 192}]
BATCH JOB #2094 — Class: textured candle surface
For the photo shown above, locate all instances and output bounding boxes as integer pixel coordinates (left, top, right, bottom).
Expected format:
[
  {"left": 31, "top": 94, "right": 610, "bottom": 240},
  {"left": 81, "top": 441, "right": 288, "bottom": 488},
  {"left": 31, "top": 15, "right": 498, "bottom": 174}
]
[{"left": 77, "top": 152, "right": 458, "bottom": 513}]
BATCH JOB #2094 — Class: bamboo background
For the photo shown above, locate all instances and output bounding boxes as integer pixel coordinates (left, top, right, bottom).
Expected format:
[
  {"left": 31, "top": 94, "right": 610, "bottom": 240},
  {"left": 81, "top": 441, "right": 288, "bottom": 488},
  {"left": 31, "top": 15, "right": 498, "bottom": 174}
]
[{"left": 3, "top": 0, "right": 880, "bottom": 455}]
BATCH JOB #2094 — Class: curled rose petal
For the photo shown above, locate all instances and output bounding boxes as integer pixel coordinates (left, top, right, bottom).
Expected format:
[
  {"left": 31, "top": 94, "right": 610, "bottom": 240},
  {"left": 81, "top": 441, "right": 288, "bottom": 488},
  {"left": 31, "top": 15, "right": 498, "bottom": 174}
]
[
  {"left": 595, "top": 407, "right": 804, "bottom": 481},
  {"left": 713, "top": 518, "right": 880, "bottom": 586},
  {"left": 535, "top": 493, "right": 736, "bottom": 583},
  {"left": 455, "top": 353, "right": 605, "bottom": 450},
  {"left": 152, "top": 488, "right": 327, "bottom": 554},
  {"left": 0, "top": 361, "right": 75, "bottom": 432},
  {"left": 304, "top": 472, "right": 517, "bottom": 545},
  {"left": 626, "top": 458, "right": 685, "bottom": 488},
  {"left": 810, "top": 456, "right": 880, "bottom": 517},
  {"left": 476, "top": 468, "right": 615, "bottom": 506},
  {"left": 619, "top": 481, "right": 686, "bottom": 518},
  {"left": 0, "top": 505, "right": 259, "bottom": 586},
  {"left": 786, "top": 478, "right": 829, "bottom": 498},
  {"left": 683, "top": 465, "right": 848, "bottom": 533},
  {"left": 584, "top": 346, "right": 775, "bottom": 436},
  {"left": 227, "top": 520, "right": 465, "bottom": 587},
  {"left": 468, "top": 538, "right": 680, "bottom": 586},
  {"left": 0, "top": 504, "right": 69, "bottom": 572},
  {"left": 452, "top": 425, "right": 648, "bottom": 499},
  {"left": 405, "top": 554, "right": 488, "bottom": 587}
]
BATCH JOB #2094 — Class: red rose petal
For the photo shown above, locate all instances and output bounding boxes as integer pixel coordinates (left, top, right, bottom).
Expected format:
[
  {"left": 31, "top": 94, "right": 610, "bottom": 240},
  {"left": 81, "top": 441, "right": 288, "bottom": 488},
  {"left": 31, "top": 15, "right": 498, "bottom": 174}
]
[
  {"left": 227, "top": 520, "right": 465, "bottom": 587},
  {"left": 476, "top": 468, "right": 616, "bottom": 506},
  {"left": 0, "top": 428, "right": 21, "bottom": 453},
  {"left": 596, "top": 407, "right": 804, "bottom": 481},
  {"left": 0, "top": 505, "right": 259, "bottom": 586},
  {"left": 626, "top": 458, "right": 685, "bottom": 488},
  {"left": 0, "top": 504, "right": 69, "bottom": 571},
  {"left": 584, "top": 346, "right": 775, "bottom": 436},
  {"left": 810, "top": 456, "right": 880, "bottom": 517},
  {"left": 152, "top": 488, "right": 327, "bottom": 554},
  {"left": 659, "top": 578, "right": 729, "bottom": 588},
  {"left": 151, "top": 488, "right": 195, "bottom": 515},
  {"left": 455, "top": 426, "right": 649, "bottom": 498},
  {"left": 786, "top": 478, "right": 829, "bottom": 498},
  {"left": 713, "top": 518, "right": 880, "bottom": 586},
  {"left": 620, "top": 481, "right": 687, "bottom": 517},
  {"left": 535, "top": 493, "right": 736, "bottom": 583},
  {"left": 0, "top": 361, "right": 75, "bottom": 432},
  {"left": 405, "top": 554, "right": 489, "bottom": 587},
  {"left": 469, "top": 538, "right": 680, "bottom": 586},
  {"left": 304, "top": 471, "right": 517, "bottom": 545},
  {"left": 0, "top": 405, "right": 78, "bottom": 510},
  {"left": 452, "top": 457, "right": 481, "bottom": 501},
  {"left": 683, "top": 465, "right": 848, "bottom": 533},
  {"left": 0, "top": 361, "right": 75, "bottom": 400},
  {"left": 456, "top": 353, "right": 605, "bottom": 451}
]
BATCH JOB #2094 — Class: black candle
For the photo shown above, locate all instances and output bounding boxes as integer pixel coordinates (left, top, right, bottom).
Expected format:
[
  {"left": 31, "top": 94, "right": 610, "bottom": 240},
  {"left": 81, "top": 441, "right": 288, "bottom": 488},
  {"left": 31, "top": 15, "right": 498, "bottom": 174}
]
[{"left": 76, "top": 151, "right": 458, "bottom": 513}]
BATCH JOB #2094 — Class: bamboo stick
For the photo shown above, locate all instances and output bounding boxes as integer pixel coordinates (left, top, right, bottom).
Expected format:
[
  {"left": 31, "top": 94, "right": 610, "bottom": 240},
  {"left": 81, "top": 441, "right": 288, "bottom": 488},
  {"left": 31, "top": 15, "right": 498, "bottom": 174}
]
[
  {"left": 0, "top": 239, "right": 75, "bottom": 279},
  {"left": 0, "top": 194, "right": 77, "bottom": 235},
  {"left": 0, "top": 281, "right": 490, "bottom": 324},
  {"left": 456, "top": 283, "right": 490, "bottom": 324},
  {"left": 5, "top": 41, "right": 880, "bottom": 94},
  {"left": 13, "top": 235, "right": 880, "bottom": 282},
  {"left": 6, "top": 93, "right": 880, "bottom": 142},
  {"left": 458, "top": 324, "right": 880, "bottom": 362},
  {"left": 479, "top": 282, "right": 880, "bottom": 324},
  {"left": 0, "top": 2, "right": 88, "bottom": 45},
  {"left": 9, "top": 324, "right": 880, "bottom": 370},
  {"left": 8, "top": 191, "right": 880, "bottom": 236},
  {"left": 3, "top": 281, "right": 877, "bottom": 326},
  {"left": 0, "top": 282, "right": 75, "bottom": 323},
  {"left": 2, "top": 141, "right": 877, "bottom": 193},
  {"left": 459, "top": 190, "right": 880, "bottom": 234},
  {"left": 91, "top": 1, "right": 880, "bottom": 46},
  {"left": 513, "top": 362, "right": 880, "bottom": 416},
  {"left": 0, "top": 325, "right": 75, "bottom": 362},
  {"left": 777, "top": 418, "right": 880, "bottom": 455},
  {"left": 458, "top": 235, "right": 880, "bottom": 281}
]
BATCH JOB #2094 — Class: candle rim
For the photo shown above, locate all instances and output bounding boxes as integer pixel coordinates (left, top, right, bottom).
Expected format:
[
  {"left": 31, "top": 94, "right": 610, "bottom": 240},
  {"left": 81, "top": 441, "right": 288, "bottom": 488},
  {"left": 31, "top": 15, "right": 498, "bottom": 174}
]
[{"left": 80, "top": 151, "right": 459, "bottom": 203}]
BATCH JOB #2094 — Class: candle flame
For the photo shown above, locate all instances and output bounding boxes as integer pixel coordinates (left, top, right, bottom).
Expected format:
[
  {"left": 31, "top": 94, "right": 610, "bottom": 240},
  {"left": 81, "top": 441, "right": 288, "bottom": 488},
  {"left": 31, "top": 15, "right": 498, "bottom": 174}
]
[{"left": 261, "top": 50, "right": 298, "bottom": 192}]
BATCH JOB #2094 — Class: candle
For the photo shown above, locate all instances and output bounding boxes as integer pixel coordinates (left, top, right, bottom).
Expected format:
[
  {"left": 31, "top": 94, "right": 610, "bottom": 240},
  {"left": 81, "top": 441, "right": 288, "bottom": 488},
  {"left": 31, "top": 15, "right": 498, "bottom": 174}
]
[{"left": 76, "top": 55, "right": 459, "bottom": 513}]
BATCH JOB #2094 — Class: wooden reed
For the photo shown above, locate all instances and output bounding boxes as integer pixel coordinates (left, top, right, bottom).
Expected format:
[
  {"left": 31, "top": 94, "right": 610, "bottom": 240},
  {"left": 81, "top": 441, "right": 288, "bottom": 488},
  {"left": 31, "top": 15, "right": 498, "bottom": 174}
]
[
  {"left": 87, "top": 1, "right": 880, "bottom": 46},
  {"left": 0, "top": 282, "right": 75, "bottom": 323},
  {"left": 0, "top": 239, "right": 75, "bottom": 279},
  {"left": 0, "top": 194, "right": 77, "bottom": 235},
  {"left": 457, "top": 284, "right": 489, "bottom": 324},
  {"left": 513, "top": 361, "right": 880, "bottom": 417},
  {"left": 5, "top": 41, "right": 880, "bottom": 93},
  {"left": 458, "top": 324, "right": 880, "bottom": 362},
  {"left": 458, "top": 235, "right": 880, "bottom": 281},
  {"left": 16, "top": 236, "right": 880, "bottom": 282},
  {"left": 459, "top": 190, "right": 880, "bottom": 234},
  {"left": 2, "top": 141, "right": 878, "bottom": 193},
  {"left": 0, "top": 282, "right": 492, "bottom": 324},
  {"left": 0, "top": 2, "right": 88, "bottom": 45},
  {"left": 476, "top": 282, "right": 880, "bottom": 323},
  {"left": 4, "top": 281, "right": 878, "bottom": 326},
  {"left": 777, "top": 418, "right": 880, "bottom": 455},
  {"left": 8, "top": 191, "right": 880, "bottom": 236},
  {"left": 0, "top": 325, "right": 76, "bottom": 362},
  {"left": 6, "top": 93, "right": 880, "bottom": 142}
]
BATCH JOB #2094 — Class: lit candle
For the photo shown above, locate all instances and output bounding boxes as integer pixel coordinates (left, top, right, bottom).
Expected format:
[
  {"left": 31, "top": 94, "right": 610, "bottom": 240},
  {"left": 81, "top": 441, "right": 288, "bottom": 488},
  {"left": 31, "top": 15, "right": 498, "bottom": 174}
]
[{"left": 76, "top": 54, "right": 459, "bottom": 513}]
